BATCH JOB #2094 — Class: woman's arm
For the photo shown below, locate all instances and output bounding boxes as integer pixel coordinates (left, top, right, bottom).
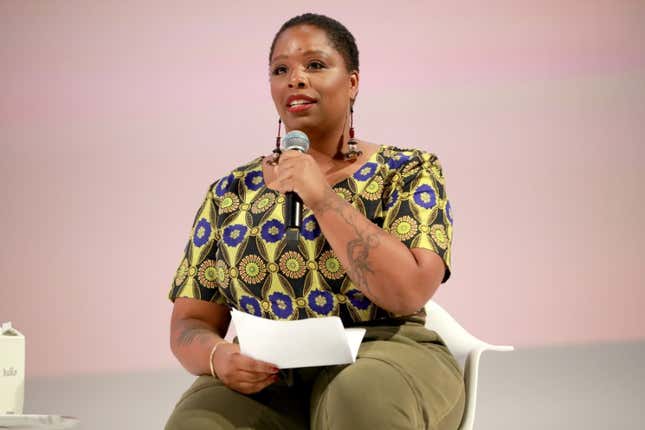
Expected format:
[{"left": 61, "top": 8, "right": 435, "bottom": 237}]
[
  {"left": 312, "top": 187, "right": 445, "bottom": 315},
  {"left": 271, "top": 150, "right": 446, "bottom": 315},
  {"left": 170, "top": 298, "right": 230, "bottom": 375},
  {"left": 170, "top": 298, "right": 279, "bottom": 393}
]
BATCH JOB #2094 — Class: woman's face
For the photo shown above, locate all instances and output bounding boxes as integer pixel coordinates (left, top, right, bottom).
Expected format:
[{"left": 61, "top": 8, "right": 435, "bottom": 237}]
[{"left": 269, "top": 25, "right": 358, "bottom": 136}]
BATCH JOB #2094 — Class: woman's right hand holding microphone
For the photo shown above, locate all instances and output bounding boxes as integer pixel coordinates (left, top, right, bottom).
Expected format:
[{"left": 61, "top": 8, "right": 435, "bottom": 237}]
[{"left": 211, "top": 342, "right": 280, "bottom": 394}]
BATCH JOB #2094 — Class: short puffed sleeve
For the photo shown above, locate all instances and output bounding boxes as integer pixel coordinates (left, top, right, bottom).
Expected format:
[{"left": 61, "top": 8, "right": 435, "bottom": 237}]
[
  {"left": 381, "top": 150, "right": 454, "bottom": 283},
  {"left": 168, "top": 181, "right": 227, "bottom": 304}
]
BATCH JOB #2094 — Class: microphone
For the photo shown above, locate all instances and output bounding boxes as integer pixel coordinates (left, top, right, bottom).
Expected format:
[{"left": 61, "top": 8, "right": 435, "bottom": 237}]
[{"left": 281, "top": 130, "right": 310, "bottom": 241}]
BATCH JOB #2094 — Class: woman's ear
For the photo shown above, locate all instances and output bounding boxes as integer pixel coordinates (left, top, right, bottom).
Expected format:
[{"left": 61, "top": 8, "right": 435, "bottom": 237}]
[{"left": 349, "top": 71, "right": 359, "bottom": 101}]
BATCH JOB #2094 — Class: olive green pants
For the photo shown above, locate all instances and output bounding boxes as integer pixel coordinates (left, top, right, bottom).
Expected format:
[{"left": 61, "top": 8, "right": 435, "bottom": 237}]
[{"left": 165, "top": 321, "right": 465, "bottom": 430}]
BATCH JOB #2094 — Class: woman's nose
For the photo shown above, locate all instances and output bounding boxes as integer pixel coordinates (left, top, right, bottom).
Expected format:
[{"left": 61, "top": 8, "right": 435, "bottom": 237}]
[{"left": 288, "top": 69, "right": 307, "bottom": 89}]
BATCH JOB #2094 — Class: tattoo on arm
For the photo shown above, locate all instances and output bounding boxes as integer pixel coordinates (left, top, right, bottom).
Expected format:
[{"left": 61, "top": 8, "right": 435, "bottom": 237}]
[
  {"left": 176, "top": 323, "right": 214, "bottom": 347},
  {"left": 314, "top": 188, "right": 386, "bottom": 296}
]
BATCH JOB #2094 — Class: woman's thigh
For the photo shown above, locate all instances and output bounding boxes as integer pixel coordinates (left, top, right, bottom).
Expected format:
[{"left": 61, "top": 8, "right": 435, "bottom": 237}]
[
  {"left": 165, "top": 375, "right": 309, "bottom": 430},
  {"left": 310, "top": 325, "right": 465, "bottom": 430}
]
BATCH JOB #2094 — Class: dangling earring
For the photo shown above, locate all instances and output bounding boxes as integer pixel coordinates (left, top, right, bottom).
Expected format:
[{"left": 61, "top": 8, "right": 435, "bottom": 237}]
[
  {"left": 343, "top": 105, "right": 362, "bottom": 160},
  {"left": 269, "top": 118, "right": 282, "bottom": 165}
]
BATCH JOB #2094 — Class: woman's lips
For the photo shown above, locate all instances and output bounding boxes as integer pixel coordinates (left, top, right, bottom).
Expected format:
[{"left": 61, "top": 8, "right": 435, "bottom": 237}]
[{"left": 287, "top": 102, "right": 316, "bottom": 113}]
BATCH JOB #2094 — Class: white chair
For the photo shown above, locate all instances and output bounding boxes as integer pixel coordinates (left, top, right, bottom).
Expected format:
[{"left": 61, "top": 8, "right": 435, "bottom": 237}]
[{"left": 425, "top": 300, "right": 514, "bottom": 430}]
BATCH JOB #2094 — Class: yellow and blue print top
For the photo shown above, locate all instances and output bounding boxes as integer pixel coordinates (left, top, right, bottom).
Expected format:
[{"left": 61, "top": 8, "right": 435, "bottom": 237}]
[{"left": 168, "top": 145, "right": 454, "bottom": 324}]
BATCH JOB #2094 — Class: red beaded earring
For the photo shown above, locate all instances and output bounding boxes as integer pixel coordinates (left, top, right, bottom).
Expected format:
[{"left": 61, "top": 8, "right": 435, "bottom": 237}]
[
  {"left": 343, "top": 105, "right": 362, "bottom": 160},
  {"left": 269, "top": 118, "right": 282, "bottom": 165}
]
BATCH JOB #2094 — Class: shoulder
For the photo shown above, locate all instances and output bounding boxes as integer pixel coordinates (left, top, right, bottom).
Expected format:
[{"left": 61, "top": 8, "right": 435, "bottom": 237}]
[
  {"left": 209, "top": 155, "right": 265, "bottom": 198},
  {"left": 377, "top": 145, "right": 443, "bottom": 177}
]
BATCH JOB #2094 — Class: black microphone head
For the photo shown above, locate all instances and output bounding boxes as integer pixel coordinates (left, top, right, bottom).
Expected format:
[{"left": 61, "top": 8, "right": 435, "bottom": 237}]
[{"left": 281, "top": 130, "right": 310, "bottom": 152}]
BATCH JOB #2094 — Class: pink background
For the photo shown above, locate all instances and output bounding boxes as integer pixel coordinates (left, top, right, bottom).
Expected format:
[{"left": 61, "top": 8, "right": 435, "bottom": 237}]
[{"left": 1, "top": 1, "right": 644, "bottom": 377}]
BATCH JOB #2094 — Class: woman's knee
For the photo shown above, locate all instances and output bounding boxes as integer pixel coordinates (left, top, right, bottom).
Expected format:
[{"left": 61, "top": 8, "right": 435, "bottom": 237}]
[
  {"left": 165, "top": 409, "right": 236, "bottom": 430},
  {"left": 311, "top": 358, "right": 424, "bottom": 429},
  {"left": 166, "top": 375, "right": 305, "bottom": 430},
  {"left": 164, "top": 379, "right": 240, "bottom": 430}
]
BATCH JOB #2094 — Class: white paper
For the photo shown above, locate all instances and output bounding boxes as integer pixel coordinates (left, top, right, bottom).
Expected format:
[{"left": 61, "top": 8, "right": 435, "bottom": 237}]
[{"left": 230, "top": 309, "right": 366, "bottom": 369}]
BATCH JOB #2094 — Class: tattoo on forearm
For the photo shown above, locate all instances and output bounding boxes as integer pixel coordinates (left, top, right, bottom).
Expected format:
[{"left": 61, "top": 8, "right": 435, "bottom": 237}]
[
  {"left": 314, "top": 188, "right": 386, "bottom": 296},
  {"left": 177, "top": 325, "right": 213, "bottom": 347}
]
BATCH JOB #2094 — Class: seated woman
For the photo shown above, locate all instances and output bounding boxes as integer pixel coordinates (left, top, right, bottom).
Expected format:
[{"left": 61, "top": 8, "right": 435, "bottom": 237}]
[{"left": 165, "top": 12, "right": 465, "bottom": 430}]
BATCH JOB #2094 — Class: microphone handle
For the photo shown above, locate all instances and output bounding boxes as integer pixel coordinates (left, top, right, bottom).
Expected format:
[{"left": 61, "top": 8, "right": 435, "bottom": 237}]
[{"left": 285, "top": 191, "right": 303, "bottom": 230}]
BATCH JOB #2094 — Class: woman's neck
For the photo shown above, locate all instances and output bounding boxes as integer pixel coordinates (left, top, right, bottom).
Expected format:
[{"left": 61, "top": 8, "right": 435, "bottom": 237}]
[{"left": 287, "top": 120, "right": 350, "bottom": 163}]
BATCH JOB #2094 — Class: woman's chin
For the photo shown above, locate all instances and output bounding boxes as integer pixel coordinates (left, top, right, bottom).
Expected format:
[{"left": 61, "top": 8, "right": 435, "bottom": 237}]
[{"left": 285, "top": 119, "right": 319, "bottom": 134}]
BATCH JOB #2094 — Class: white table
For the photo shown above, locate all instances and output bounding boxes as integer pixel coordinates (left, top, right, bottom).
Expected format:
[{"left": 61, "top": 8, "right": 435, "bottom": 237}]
[{"left": 0, "top": 415, "right": 79, "bottom": 429}]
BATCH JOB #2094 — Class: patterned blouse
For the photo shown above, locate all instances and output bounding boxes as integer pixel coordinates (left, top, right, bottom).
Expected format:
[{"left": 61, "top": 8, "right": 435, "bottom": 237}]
[{"left": 168, "top": 145, "right": 453, "bottom": 325}]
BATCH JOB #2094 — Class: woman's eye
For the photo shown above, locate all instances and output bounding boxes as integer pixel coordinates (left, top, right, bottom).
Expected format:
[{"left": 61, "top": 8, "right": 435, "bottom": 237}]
[
  {"left": 272, "top": 66, "right": 287, "bottom": 75},
  {"left": 271, "top": 62, "right": 324, "bottom": 75}
]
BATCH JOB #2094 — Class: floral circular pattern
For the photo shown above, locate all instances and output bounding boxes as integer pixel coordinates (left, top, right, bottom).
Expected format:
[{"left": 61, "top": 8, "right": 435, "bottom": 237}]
[
  {"left": 413, "top": 184, "right": 437, "bottom": 209},
  {"left": 197, "top": 259, "right": 218, "bottom": 289},
  {"left": 244, "top": 171, "right": 265, "bottom": 191},
  {"left": 223, "top": 224, "right": 248, "bottom": 247},
  {"left": 346, "top": 289, "right": 371, "bottom": 310},
  {"left": 215, "top": 260, "right": 229, "bottom": 288},
  {"left": 319, "top": 250, "right": 345, "bottom": 280},
  {"left": 239, "top": 295, "right": 262, "bottom": 316},
  {"left": 173, "top": 148, "right": 452, "bottom": 325},
  {"left": 361, "top": 176, "right": 383, "bottom": 201},
  {"left": 353, "top": 162, "right": 378, "bottom": 181},
  {"left": 279, "top": 251, "right": 306, "bottom": 279},
  {"left": 334, "top": 187, "right": 353, "bottom": 202},
  {"left": 308, "top": 290, "right": 334, "bottom": 315},
  {"left": 445, "top": 200, "right": 453, "bottom": 225},
  {"left": 387, "top": 153, "right": 411, "bottom": 170},
  {"left": 215, "top": 173, "right": 234, "bottom": 197},
  {"left": 193, "top": 218, "right": 212, "bottom": 247},
  {"left": 391, "top": 216, "right": 418, "bottom": 241},
  {"left": 269, "top": 292, "right": 294, "bottom": 318},
  {"left": 430, "top": 224, "right": 449, "bottom": 250},
  {"left": 238, "top": 254, "right": 267, "bottom": 285},
  {"left": 261, "top": 219, "right": 285, "bottom": 243},
  {"left": 219, "top": 192, "right": 240, "bottom": 214},
  {"left": 251, "top": 193, "right": 276, "bottom": 214},
  {"left": 300, "top": 215, "right": 321, "bottom": 240}
]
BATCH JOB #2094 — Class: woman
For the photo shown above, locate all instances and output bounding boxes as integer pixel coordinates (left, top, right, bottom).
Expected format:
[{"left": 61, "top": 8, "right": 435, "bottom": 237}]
[{"left": 165, "top": 13, "right": 465, "bottom": 430}]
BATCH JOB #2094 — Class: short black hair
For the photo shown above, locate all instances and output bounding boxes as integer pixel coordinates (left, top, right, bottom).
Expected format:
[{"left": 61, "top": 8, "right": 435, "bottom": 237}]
[{"left": 269, "top": 13, "right": 359, "bottom": 73}]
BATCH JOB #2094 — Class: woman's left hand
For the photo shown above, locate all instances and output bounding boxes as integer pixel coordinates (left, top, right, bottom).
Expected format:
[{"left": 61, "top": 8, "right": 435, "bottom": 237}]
[{"left": 267, "top": 150, "right": 331, "bottom": 209}]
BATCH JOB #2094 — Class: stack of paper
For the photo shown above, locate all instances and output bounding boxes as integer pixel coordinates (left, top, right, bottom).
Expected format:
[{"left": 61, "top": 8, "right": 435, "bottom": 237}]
[{"left": 230, "top": 310, "right": 366, "bottom": 369}]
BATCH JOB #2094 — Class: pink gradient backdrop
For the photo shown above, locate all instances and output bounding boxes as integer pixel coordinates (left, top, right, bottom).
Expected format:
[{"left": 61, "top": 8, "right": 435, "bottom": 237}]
[{"left": 1, "top": 1, "right": 644, "bottom": 377}]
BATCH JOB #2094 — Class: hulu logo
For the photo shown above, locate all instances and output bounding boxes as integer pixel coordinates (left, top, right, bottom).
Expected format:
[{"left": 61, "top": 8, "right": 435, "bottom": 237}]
[{"left": 2, "top": 367, "right": 17, "bottom": 377}]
